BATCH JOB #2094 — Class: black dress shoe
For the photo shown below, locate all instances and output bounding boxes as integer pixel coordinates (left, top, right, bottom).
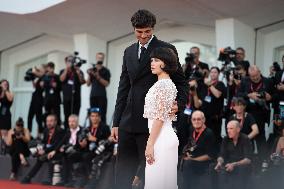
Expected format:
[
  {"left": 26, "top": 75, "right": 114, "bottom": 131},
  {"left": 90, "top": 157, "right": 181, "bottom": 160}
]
[
  {"left": 20, "top": 177, "right": 31, "bottom": 184},
  {"left": 41, "top": 180, "right": 52, "bottom": 185}
]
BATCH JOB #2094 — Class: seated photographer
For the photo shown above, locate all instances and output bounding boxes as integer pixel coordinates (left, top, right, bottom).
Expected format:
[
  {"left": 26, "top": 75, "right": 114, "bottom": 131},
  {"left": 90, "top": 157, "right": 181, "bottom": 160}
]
[
  {"left": 228, "top": 97, "right": 259, "bottom": 141},
  {"left": 61, "top": 114, "right": 90, "bottom": 187},
  {"left": 21, "top": 114, "right": 65, "bottom": 185},
  {"left": 180, "top": 110, "right": 215, "bottom": 189},
  {"left": 6, "top": 117, "right": 31, "bottom": 180},
  {"left": 214, "top": 120, "right": 253, "bottom": 189}
]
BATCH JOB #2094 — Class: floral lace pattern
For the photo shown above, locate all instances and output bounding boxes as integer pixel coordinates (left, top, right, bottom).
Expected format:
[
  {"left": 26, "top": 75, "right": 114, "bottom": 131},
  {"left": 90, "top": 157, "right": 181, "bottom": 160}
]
[{"left": 143, "top": 79, "right": 177, "bottom": 122}]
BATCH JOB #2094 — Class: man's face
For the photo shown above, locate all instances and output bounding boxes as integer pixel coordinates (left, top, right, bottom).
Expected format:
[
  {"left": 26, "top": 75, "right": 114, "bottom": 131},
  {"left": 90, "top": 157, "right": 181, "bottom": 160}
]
[
  {"left": 210, "top": 68, "right": 219, "bottom": 80},
  {"left": 46, "top": 116, "right": 57, "bottom": 130},
  {"left": 190, "top": 48, "right": 200, "bottom": 62},
  {"left": 96, "top": 54, "right": 104, "bottom": 62},
  {"left": 191, "top": 112, "right": 205, "bottom": 130},
  {"left": 46, "top": 66, "right": 54, "bottom": 75},
  {"left": 68, "top": 117, "right": 78, "bottom": 130},
  {"left": 134, "top": 27, "right": 153, "bottom": 46},
  {"left": 227, "top": 122, "right": 240, "bottom": 139},
  {"left": 249, "top": 70, "right": 261, "bottom": 83},
  {"left": 236, "top": 49, "right": 245, "bottom": 62},
  {"left": 90, "top": 112, "right": 101, "bottom": 125}
]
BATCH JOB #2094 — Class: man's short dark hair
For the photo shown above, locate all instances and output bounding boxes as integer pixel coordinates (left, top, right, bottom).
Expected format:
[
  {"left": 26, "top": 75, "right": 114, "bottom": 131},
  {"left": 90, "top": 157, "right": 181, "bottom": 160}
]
[
  {"left": 210, "top": 66, "right": 220, "bottom": 73},
  {"left": 131, "top": 9, "right": 156, "bottom": 28},
  {"left": 150, "top": 47, "right": 178, "bottom": 75},
  {"left": 47, "top": 62, "right": 55, "bottom": 69}
]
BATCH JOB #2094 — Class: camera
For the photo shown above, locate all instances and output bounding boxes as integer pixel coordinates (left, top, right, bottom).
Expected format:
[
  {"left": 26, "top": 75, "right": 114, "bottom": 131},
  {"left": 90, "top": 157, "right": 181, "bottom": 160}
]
[
  {"left": 233, "top": 73, "right": 242, "bottom": 80},
  {"left": 24, "top": 68, "right": 36, "bottom": 81},
  {"left": 87, "top": 64, "right": 98, "bottom": 76},
  {"left": 185, "top": 53, "right": 196, "bottom": 64},
  {"left": 94, "top": 139, "right": 113, "bottom": 156},
  {"left": 218, "top": 47, "right": 236, "bottom": 63},
  {"left": 77, "top": 127, "right": 90, "bottom": 142},
  {"left": 68, "top": 51, "right": 87, "bottom": 68},
  {"left": 258, "top": 91, "right": 266, "bottom": 99}
]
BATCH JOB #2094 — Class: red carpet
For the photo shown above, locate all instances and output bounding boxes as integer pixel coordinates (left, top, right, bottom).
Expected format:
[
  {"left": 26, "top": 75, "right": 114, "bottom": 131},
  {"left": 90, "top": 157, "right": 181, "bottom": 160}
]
[{"left": 0, "top": 180, "right": 67, "bottom": 189}]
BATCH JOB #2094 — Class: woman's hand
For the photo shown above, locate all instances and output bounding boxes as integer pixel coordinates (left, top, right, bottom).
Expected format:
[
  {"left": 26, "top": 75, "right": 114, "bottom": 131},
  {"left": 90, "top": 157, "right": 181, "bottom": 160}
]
[{"left": 145, "top": 144, "right": 155, "bottom": 165}]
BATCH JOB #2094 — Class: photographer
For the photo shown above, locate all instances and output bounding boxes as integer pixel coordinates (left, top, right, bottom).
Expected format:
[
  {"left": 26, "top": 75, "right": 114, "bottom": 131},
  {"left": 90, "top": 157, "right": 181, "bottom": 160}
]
[
  {"left": 0, "top": 79, "right": 14, "bottom": 154},
  {"left": 40, "top": 62, "right": 62, "bottom": 125},
  {"left": 21, "top": 114, "right": 65, "bottom": 185},
  {"left": 87, "top": 52, "right": 111, "bottom": 123},
  {"left": 214, "top": 120, "right": 253, "bottom": 189},
  {"left": 237, "top": 65, "right": 274, "bottom": 159},
  {"left": 60, "top": 56, "right": 86, "bottom": 129},
  {"left": 180, "top": 110, "right": 215, "bottom": 189},
  {"left": 183, "top": 47, "right": 209, "bottom": 80},
  {"left": 234, "top": 47, "right": 250, "bottom": 74},
  {"left": 61, "top": 114, "right": 90, "bottom": 188},
  {"left": 6, "top": 117, "right": 31, "bottom": 180},
  {"left": 27, "top": 65, "right": 45, "bottom": 138},
  {"left": 179, "top": 77, "right": 207, "bottom": 152},
  {"left": 203, "top": 67, "right": 226, "bottom": 147}
]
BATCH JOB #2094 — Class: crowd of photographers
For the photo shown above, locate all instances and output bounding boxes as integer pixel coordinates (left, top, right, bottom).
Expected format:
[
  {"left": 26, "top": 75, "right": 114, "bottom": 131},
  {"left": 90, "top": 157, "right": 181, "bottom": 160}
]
[
  {"left": 1, "top": 46, "right": 284, "bottom": 188},
  {"left": 179, "top": 46, "right": 284, "bottom": 189},
  {"left": 0, "top": 52, "right": 113, "bottom": 188}
]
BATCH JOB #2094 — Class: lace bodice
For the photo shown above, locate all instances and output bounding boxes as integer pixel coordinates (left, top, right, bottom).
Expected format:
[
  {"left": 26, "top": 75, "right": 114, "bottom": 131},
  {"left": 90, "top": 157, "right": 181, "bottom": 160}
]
[{"left": 143, "top": 79, "right": 177, "bottom": 122}]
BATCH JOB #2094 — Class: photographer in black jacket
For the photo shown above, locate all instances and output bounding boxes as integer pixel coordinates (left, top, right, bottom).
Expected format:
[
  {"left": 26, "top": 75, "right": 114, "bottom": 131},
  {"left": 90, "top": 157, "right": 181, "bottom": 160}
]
[
  {"left": 21, "top": 114, "right": 65, "bottom": 185},
  {"left": 237, "top": 65, "right": 274, "bottom": 160}
]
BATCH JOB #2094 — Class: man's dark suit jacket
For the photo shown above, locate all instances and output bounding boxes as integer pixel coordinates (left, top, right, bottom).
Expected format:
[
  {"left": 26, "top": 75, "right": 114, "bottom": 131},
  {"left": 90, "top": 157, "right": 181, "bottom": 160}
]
[
  {"left": 42, "top": 127, "right": 65, "bottom": 154},
  {"left": 113, "top": 36, "right": 187, "bottom": 133}
]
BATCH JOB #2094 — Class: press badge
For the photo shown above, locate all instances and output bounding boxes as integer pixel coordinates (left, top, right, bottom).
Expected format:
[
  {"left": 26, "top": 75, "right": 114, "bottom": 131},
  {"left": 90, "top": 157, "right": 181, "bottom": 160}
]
[
  {"left": 204, "top": 96, "right": 212, "bottom": 103},
  {"left": 184, "top": 108, "right": 192, "bottom": 115},
  {"left": 249, "top": 99, "right": 255, "bottom": 104},
  {"left": 49, "top": 89, "right": 54, "bottom": 94},
  {"left": 68, "top": 80, "right": 74, "bottom": 85}
]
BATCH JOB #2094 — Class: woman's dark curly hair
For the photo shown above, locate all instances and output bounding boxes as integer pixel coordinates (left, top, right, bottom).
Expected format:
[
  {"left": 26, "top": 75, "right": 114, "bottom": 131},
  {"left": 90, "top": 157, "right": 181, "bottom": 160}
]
[{"left": 131, "top": 9, "right": 156, "bottom": 28}]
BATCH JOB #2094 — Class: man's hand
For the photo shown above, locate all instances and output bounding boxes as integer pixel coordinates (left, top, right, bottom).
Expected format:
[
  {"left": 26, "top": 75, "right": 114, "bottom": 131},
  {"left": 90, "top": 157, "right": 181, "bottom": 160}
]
[
  {"left": 225, "top": 163, "right": 235, "bottom": 172},
  {"left": 47, "top": 150, "right": 56, "bottom": 160},
  {"left": 183, "top": 152, "right": 193, "bottom": 161},
  {"left": 111, "top": 127, "right": 118, "bottom": 143},
  {"left": 79, "top": 139, "right": 88, "bottom": 148},
  {"left": 248, "top": 92, "right": 259, "bottom": 101},
  {"left": 170, "top": 101, "right": 178, "bottom": 117},
  {"left": 214, "top": 162, "right": 223, "bottom": 171}
]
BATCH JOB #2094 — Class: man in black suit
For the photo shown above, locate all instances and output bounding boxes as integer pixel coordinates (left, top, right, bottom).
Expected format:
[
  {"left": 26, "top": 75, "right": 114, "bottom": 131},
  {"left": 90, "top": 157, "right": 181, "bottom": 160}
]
[{"left": 111, "top": 9, "right": 187, "bottom": 189}]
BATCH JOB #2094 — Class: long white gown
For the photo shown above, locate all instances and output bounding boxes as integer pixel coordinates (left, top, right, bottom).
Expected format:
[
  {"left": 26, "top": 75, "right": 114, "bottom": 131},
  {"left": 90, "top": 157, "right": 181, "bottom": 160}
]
[{"left": 143, "top": 78, "right": 179, "bottom": 189}]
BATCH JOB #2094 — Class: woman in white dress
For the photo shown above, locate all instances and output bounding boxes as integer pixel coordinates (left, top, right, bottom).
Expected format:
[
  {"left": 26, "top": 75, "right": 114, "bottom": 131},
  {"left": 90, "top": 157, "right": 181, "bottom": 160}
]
[{"left": 143, "top": 47, "right": 179, "bottom": 189}]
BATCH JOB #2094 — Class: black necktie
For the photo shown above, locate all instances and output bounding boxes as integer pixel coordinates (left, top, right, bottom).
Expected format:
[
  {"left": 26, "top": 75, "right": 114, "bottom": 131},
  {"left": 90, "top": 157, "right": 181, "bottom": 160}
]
[{"left": 139, "top": 46, "right": 146, "bottom": 62}]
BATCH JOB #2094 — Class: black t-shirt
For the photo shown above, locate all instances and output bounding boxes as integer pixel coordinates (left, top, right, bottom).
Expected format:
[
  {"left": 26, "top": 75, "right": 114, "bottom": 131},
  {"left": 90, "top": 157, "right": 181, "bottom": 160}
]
[
  {"left": 90, "top": 67, "right": 111, "bottom": 97},
  {"left": 220, "top": 133, "right": 253, "bottom": 163},
  {"left": 42, "top": 73, "right": 61, "bottom": 103},
  {"left": 228, "top": 113, "right": 256, "bottom": 136},
  {"left": 198, "top": 61, "right": 209, "bottom": 71},
  {"left": 60, "top": 69, "right": 84, "bottom": 101},
  {"left": 202, "top": 81, "right": 226, "bottom": 117},
  {"left": 187, "top": 127, "right": 215, "bottom": 159}
]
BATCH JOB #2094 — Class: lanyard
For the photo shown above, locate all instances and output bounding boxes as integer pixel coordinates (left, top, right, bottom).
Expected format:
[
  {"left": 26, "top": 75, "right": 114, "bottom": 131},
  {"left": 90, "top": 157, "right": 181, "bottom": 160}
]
[
  {"left": 91, "top": 127, "right": 98, "bottom": 136},
  {"left": 47, "top": 129, "right": 55, "bottom": 144},
  {"left": 250, "top": 81, "right": 263, "bottom": 92},
  {"left": 193, "top": 127, "right": 205, "bottom": 142}
]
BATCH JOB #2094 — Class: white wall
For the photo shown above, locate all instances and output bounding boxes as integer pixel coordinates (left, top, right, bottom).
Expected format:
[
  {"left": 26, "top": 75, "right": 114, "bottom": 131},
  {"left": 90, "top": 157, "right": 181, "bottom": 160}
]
[{"left": 258, "top": 28, "right": 284, "bottom": 75}]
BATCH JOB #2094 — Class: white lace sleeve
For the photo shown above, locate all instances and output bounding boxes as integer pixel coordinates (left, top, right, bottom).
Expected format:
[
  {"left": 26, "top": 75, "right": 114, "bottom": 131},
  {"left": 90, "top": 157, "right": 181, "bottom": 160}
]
[{"left": 143, "top": 80, "right": 177, "bottom": 121}]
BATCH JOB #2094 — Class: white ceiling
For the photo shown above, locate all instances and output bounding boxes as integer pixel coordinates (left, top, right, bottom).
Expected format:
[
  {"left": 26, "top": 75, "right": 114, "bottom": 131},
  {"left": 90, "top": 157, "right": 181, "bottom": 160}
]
[{"left": 0, "top": 0, "right": 284, "bottom": 51}]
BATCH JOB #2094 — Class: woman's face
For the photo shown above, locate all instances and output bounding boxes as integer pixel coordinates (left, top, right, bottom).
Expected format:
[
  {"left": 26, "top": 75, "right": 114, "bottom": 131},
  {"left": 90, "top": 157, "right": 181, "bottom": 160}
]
[
  {"left": 210, "top": 68, "right": 219, "bottom": 80},
  {"left": 150, "top": 58, "right": 165, "bottom": 75},
  {"left": 233, "top": 103, "right": 245, "bottom": 114},
  {"left": 1, "top": 80, "right": 8, "bottom": 90}
]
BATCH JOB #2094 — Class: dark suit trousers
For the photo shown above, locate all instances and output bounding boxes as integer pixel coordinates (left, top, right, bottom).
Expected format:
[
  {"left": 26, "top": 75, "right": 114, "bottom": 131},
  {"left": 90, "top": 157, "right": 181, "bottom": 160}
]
[{"left": 115, "top": 129, "right": 148, "bottom": 189}]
